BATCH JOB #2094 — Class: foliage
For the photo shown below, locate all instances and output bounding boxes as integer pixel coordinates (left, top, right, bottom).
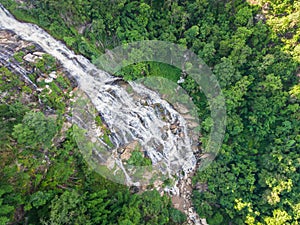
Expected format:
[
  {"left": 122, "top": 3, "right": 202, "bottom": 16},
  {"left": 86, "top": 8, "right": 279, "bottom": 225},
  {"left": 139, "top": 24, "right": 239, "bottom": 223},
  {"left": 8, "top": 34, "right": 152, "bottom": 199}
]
[
  {"left": 36, "top": 54, "right": 57, "bottom": 73},
  {"left": 12, "top": 111, "right": 57, "bottom": 148},
  {"left": 0, "top": 185, "right": 16, "bottom": 224},
  {"left": 0, "top": 0, "right": 299, "bottom": 224},
  {"left": 0, "top": 72, "right": 183, "bottom": 225},
  {"left": 127, "top": 149, "right": 152, "bottom": 167}
]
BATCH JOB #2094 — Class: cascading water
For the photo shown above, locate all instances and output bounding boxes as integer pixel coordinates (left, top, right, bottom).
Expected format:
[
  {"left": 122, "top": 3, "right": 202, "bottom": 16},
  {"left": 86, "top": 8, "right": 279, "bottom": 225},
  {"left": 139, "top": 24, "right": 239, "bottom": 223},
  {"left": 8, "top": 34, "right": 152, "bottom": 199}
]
[
  {"left": 0, "top": 4, "right": 214, "bottom": 224},
  {"left": 0, "top": 4, "right": 199, "bottom": 187}
]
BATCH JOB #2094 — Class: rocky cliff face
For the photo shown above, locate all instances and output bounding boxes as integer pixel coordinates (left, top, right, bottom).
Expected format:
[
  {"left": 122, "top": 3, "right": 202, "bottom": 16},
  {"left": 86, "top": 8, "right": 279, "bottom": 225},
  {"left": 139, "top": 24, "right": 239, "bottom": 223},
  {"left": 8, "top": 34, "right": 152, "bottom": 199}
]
[{"left": 0, "top": 30, "right": 77, "bottom": 89}]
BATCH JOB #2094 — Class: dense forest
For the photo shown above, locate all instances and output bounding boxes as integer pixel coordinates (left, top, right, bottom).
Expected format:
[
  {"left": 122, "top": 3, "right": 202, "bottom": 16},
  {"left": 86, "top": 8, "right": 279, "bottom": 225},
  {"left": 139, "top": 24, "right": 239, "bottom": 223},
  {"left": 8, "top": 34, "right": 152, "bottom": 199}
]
[{"left": 0, "top": 0, "right": 299, "bottom": 224}]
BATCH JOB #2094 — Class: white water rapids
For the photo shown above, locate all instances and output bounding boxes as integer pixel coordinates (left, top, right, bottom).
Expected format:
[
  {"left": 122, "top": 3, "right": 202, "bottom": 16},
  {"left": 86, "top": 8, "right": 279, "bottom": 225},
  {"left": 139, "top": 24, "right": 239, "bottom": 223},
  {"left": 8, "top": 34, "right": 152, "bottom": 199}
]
[{"left": 0, "top": 4, "right": 199, "bottom": 187}]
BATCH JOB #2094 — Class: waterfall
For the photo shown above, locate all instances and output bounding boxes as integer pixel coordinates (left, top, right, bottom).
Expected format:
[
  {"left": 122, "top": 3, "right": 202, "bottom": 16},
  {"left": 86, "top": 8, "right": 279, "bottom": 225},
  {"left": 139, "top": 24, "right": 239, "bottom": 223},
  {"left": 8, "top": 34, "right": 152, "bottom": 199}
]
[{"left": 0, "top": 4, "right": 198, "bottom": 186}]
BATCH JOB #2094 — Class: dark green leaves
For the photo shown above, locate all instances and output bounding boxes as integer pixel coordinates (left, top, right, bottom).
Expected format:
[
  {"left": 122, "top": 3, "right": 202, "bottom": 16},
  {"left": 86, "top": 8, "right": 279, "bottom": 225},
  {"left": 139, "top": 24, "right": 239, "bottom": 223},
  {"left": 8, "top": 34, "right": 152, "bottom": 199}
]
[{"left": 12, "top": 111, "right": 57, "bottom": 148}]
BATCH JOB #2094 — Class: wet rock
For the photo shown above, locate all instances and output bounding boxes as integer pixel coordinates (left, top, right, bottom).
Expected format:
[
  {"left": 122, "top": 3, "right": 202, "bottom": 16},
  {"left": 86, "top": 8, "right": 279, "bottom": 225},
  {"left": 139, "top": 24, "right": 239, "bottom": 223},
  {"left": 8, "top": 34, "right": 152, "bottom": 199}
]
[
  {"left": 161, "top": 132, "right": 168, "bottom": 140},
  {"left": 200, "top": 218, "right": 208, "bottom": 225},
  {"left": 120, "top": 140, "right": 139, "bottom": 161},
  {"left": 178, "top": 129, "right": 184, "bottom": 138},
  {"left": 129, "top": 186, "right": 139, "bottom": 194},
  {"left": 170, "top": 124, "right": 177, "bottom": 130},
  {"left": 36, "top": 77, "right": 43, "bottom": 83},
  {"left": 117, "top": 147, "right": 125, "bottom": 154},
  {"left": 156, "top": 143, "right": 164, "bottom": 153},
  {"left": 33, "top": 51, "right": 45, "bottom": 57},
  {"left": 153, "top": 103, "right": 164, "bottom": 115},
  {"left": 45, "top": 77, "right": 53, "bottom": 83},
  {"left": 140, "top": 99, "right": 147, "bottom": 106},
  {"left": 187, "top": 178, "right": 192, "bottom": 185},
  {"left": 174, "top": 103, "right": 190, "bottom": 114},
  {"left": 177, "top": 76, "right": 185, "bottom": 84},
  {"left": 23, "top": 53, "right": 38, "bottom": 63},
  {"left": 171, "top": 128, "right": 178, "bottom": 134},
  {"left": 49, "top": 71, "right": 57, "bottom": 79},
  {"left": 162, "top": 125, "right": 168, "bottom": 130},
  {"left": 170, "top": 123, "right": 180, "bottom": 134},
  {"left": 191, "top": 145, "right": 198, "bottom": 152}
]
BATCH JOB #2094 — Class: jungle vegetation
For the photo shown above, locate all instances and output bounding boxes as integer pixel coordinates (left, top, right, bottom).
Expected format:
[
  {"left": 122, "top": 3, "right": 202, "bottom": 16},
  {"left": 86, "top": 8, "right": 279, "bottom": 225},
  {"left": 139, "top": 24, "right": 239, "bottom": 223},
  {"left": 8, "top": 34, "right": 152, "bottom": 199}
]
[{"left": 0, "top": 0, "right": 299, "bottom": 224}]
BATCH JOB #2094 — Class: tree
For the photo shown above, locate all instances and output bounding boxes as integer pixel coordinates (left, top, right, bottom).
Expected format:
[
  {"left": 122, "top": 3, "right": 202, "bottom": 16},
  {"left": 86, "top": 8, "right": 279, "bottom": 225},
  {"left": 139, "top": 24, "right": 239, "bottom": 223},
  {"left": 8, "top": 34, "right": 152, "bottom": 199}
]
[
  {"left": 213, "top": 57, "right": 241, "bottom": 88},
  {"left": 0, "top": 185, "right": 15, "bottom": 224},
  {"left": 41, "top": 190, "right": 90, "bottom": 225},
  {"left": 12, "top": 111, "right": 57, "bottom": 148},
  {"left": 85, "top": 190, "right": 111, "bottom": 224},
  {"left": 264, "top": 209, "right": 292, "bottom": 225}
]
